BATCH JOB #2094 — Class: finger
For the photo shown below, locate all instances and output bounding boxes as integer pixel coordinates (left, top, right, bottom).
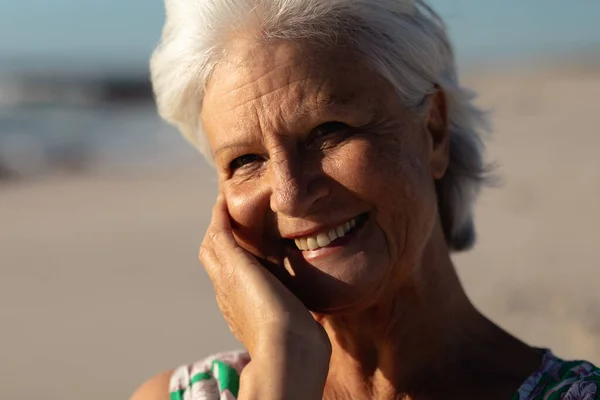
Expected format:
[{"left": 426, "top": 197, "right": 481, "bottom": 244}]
[
  {"left": 201, "top": 195, "right": 248, "bottom": 280},
  {"left": 207, "top": 195, "right": 257, "bottom": 260},
  {"left": 205, "top": 195, "right": 241, "bottom": 251},
  {"left": 198, "top": 237, "right": 222, "bottom": 283},
  {"left": 203, "top": 195, "right": 268, "bottom": 289},
  {"left": 201, "top": 195, "right": 231, "bottom": 265},
  {"left": 210, "top": 194, "right": 233, "bottom": 233}
]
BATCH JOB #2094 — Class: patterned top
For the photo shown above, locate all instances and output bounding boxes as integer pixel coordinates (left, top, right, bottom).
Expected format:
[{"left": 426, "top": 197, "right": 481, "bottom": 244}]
[{"left": 169, "top": 349, "right": 600, "bottom": 400}]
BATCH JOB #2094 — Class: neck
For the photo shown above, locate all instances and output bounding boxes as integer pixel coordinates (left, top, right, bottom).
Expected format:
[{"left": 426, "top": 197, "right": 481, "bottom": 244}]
[{"left": 314, "top": 222, "right": 540, "bottom": 400}]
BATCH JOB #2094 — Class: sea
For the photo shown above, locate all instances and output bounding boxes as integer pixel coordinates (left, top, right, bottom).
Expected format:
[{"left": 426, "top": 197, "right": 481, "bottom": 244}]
[{"left": 1, "top": 0, "right": 599, "bottom": 178}]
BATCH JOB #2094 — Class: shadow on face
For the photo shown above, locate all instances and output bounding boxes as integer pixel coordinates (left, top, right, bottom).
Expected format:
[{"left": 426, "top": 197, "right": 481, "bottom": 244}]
[{"left": 201, "top": 39, "right": 449, "bottom": 313}]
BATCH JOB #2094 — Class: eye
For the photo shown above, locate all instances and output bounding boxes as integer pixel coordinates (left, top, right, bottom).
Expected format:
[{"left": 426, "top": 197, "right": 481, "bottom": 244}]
[
  {"left": 229, "top": 154, "right": 262, "bottom": 172},
  {"left": 312, "top": 121, "right": 349, "bottom": 138}
]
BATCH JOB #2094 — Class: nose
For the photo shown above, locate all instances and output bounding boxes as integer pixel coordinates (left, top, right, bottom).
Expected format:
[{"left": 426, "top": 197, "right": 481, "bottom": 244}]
[{"left": 268, "top": 148, "right": 328, "bottom": 217}]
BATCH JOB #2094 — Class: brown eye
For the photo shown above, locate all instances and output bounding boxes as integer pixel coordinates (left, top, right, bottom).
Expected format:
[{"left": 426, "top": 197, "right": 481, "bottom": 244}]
[{"left": 229, "top": 154, "right": 262, "bottom": 171}]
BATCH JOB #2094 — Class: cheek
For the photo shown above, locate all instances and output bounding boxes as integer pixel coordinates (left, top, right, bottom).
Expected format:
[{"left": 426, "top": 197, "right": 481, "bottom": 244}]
[
  {"left": 327, "top": 136, "right": 428, "bottom": 213},
  {"left": 223, "top": 182, "right": 275, "bottom": 256},
  {"left": 327, "top": 133, "right": 437, "bottom": 257}
]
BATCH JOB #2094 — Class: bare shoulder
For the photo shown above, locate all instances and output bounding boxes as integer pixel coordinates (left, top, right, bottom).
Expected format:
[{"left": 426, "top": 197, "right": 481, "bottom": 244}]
[{"left": 129, "top": 370, "right": 173, "bottom": 400}]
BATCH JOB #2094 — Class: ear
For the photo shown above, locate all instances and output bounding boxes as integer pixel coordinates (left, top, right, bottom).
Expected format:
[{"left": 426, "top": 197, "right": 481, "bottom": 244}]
[{"left": 426, "top": 87, "right": 450, "bottom": 180}]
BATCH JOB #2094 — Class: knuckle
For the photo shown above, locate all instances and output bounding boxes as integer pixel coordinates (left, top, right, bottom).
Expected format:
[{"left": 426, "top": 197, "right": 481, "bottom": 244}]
[
  {"left": 216, "top": 295, "right": 230, "bottom": 314},
  {"left": 198, "top": 243, "right": 211, "bottom": 263},
  {"left": 206, "top": 230, "right": 219, "bottom": 243},
  {"left": 198, "top": 245, "right": 220, "bottom": 281}
]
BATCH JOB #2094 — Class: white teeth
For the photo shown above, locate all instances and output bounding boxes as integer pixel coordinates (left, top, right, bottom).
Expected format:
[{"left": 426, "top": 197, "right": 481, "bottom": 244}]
[
  {"left": 294, "top": 238, "right": 308, "bottom": 251},
  {"left": 307, "top": 237, "right": 319, "bottom": 251},
  {"left": 328, "top": 229, "right": 338, "bottom": 241},
  {"left": 316, "top": 233, "right": 331, "bottom": 247},
  {"left": 292, "top": 217, "right": 361, "bottom": 252},
  {"left": 300, "top": 238, "right": 307, "bottom": 250}
]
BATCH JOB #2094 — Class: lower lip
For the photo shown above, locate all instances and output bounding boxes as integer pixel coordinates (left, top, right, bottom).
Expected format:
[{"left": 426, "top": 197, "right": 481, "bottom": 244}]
[{"left": 294, "top": 214, "right": 369, "bottom": 261}]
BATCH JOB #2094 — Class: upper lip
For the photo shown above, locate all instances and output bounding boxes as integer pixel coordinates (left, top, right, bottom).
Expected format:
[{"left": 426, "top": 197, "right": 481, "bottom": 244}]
[{"left": 280, "top": 213, "right": 365, "bottom": 240}]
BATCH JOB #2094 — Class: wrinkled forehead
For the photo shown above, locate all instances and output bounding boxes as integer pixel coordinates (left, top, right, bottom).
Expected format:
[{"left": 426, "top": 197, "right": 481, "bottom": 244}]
[
  {"left": 203, "top": 39, "right": 393, "bottom": 119},
  {"left": 200, "top": 39, "right": 409, "bottom": 161}
]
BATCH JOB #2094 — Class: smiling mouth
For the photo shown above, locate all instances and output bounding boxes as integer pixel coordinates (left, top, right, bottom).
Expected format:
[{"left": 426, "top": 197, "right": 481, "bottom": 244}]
[{"left": 288, "top": 213, "right": 369, "bottom": 252}]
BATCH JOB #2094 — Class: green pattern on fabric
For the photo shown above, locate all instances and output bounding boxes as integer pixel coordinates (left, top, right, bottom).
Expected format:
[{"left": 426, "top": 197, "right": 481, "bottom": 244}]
[
  {"left": 190, "top": 372, "right": 212, "bottom": 385},
  {"left": 170, "top": 389, "right": 184, "bottom": 400},
  {"left": 511, "top": 352, "right": 600, "bottom": 400},
  {"left": 168, "top": 349, "right": 599, "bottom": 399},
  {"left": 212, "top": 359, "right": 241, "bottom": 397},
  {"left": 168, "top": 351, "right": 250, "bottom": 400},
  {"left": 170, "top": 371, "right": 212, "bottom": 400}
]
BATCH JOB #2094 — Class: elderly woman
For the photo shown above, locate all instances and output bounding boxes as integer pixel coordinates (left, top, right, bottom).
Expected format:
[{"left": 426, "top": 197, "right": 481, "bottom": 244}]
[{"left": 132, "top": 1, "right": 600, "bottom": 399}]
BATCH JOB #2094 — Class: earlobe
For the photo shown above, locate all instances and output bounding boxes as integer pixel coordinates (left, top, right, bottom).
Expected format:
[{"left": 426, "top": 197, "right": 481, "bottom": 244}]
[{"left": 427, "top": 87, "right": 450, "bottom": 180}]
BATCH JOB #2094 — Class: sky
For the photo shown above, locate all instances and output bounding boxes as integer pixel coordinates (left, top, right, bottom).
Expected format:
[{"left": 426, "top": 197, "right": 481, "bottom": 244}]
[{"left": 0, "top": 0, "right": 599, "bottom": 73}]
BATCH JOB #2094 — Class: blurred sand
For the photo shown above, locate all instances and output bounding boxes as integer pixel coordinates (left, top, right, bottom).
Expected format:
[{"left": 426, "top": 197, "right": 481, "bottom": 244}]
[{"left": 1, "top": 66, "right": 599, "bottom": 399}]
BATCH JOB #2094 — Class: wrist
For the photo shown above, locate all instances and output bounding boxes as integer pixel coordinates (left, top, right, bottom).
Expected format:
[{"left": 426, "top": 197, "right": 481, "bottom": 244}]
[
  {"left": 254, "top": 325, "right": 331, "bottom": 365},
  {"left": 240, "top": 330, "right": 330, "bottom": 400},
  {"left": 240, "top": 356, "right": 328, "bottom": 400}
]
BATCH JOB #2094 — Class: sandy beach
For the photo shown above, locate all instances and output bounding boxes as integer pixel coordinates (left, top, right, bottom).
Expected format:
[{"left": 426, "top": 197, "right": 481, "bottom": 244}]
[{"left": 1, "top": 66, "right": 599, "bottom": 399}]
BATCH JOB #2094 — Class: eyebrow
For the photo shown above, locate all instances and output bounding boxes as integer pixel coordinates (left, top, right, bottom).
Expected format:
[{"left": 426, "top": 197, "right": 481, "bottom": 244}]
[
  {"left": 315, "top": 92, "right": 357, "bottom": 108},
  {"left": 213, "top": 91, "right": 360, "bottom": 157},
  {"left": 214, "top": 139, "right": 257, "bottom": 157}
]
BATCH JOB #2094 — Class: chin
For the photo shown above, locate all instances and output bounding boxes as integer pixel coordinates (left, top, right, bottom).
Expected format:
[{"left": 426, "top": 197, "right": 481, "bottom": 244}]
[
  {"left": 278, "top": 253, "right": 390, "bottom": 314},
  {"left": 267, "top": 214, "right": 391, "bottom": 313}
]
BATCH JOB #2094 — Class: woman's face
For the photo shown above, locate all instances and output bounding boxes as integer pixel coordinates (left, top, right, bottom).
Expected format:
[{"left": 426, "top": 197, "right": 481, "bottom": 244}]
[{"left": 202, "top": 40, "right": 449, "bottom": 313}]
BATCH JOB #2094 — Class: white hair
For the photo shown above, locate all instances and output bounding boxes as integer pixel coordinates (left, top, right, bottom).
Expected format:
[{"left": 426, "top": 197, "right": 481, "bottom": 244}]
[{"left": 150, "top": 0, "right": 490, "bottom": 251}]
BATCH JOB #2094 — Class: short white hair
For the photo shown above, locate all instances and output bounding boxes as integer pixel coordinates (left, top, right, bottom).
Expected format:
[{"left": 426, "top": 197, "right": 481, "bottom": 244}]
[{"left": 150, "top": 0, "right": 490, "bottom": 251}]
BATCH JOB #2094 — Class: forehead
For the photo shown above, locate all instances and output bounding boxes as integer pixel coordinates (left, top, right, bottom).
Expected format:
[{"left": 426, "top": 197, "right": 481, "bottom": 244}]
[
  {"left": 201, "top": 39, "right": 396, "bottom": 153},
  {"left": 209, "top": 39, "right": 377, "bottom": 98}
]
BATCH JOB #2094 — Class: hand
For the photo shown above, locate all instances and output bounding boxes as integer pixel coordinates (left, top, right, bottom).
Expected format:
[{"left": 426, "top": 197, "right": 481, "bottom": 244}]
[{"left": 199, "top": 195, "right": 331, "bottom": 361}]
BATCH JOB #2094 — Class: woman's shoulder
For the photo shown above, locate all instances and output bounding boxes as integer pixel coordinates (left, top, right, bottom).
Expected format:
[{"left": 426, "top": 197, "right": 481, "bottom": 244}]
[
  {"left": 130, "top": 369, "right": 173, "bottom": 400},
  {"left": 130, "top": 350, "right": 250, "bottom": 400},
  {"left": 514, "top": 349, "right": 600, "bottom": 400}
]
